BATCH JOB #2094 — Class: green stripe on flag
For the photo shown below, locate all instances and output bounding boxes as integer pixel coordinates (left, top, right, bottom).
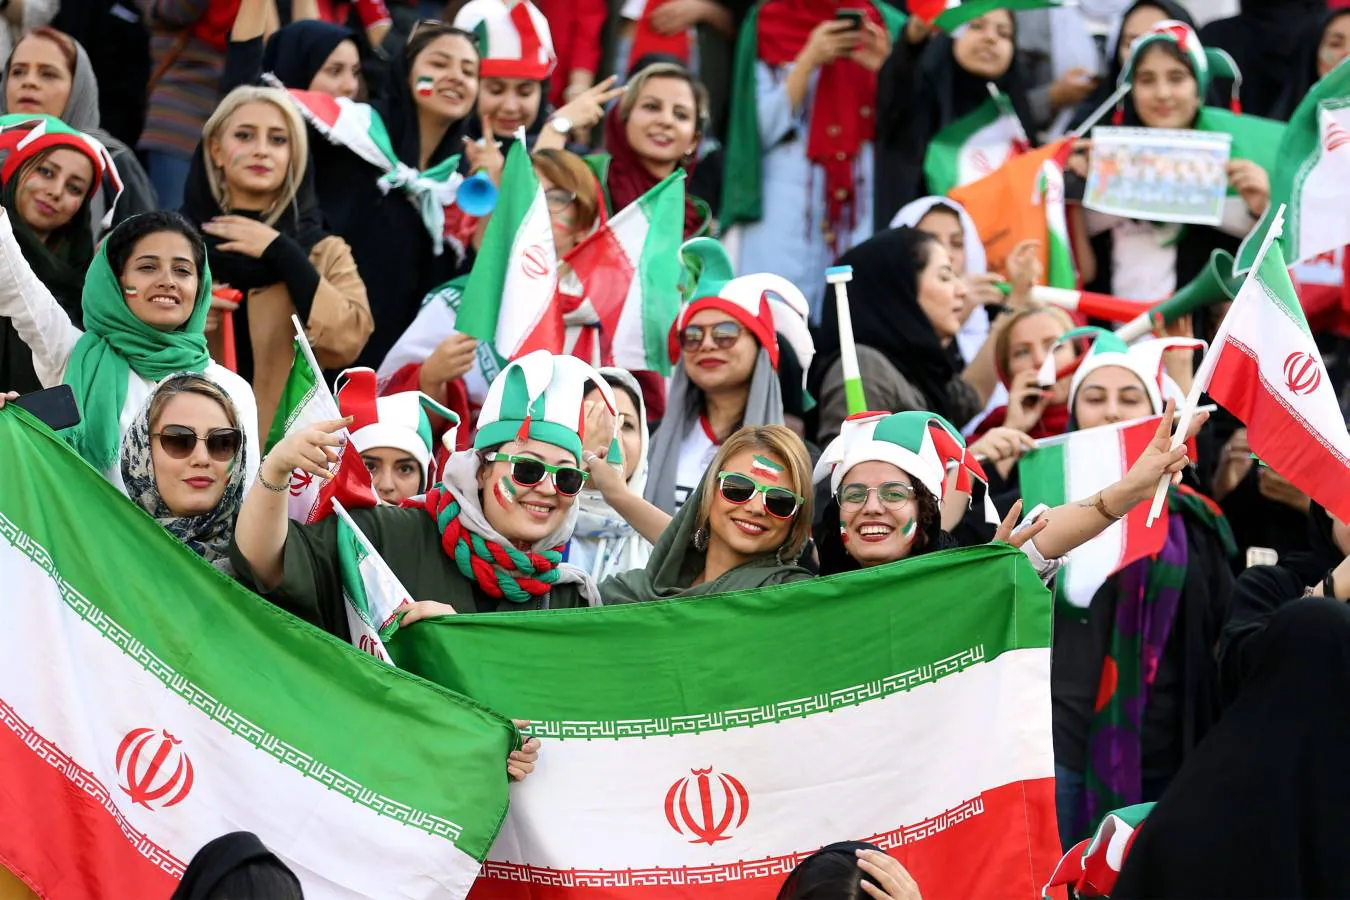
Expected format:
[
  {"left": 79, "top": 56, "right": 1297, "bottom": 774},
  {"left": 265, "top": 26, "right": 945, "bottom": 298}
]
[
  {"left": 1194, "top": 108, "right": 1284, "bottom": 199},
  {"left": 1017, "top": 443, "right": 1069, "bottom": 512},
  {"left": 456, "top": 140, "right": 537, "bottom": 347},
  {"left": 636, "top": 173, "right": 686, "bottom": 373},
  {"left": 934, "top": 0, "right": 1063, "bottom": 32},
  {"left": 0, "top": 407, "right": 514, "bottom": 858},
  {"left": 265, "top": 341, "right": 317, "bottom": 454},
  {"left": 924, "top": 95, "right": 1005, "bottom": 196},
  {"left": 387, "top": 544, "right": 1050, "bottom": 734},
  {"left": 1255, "top": 236, "right": 1314, "bottom": 338}
]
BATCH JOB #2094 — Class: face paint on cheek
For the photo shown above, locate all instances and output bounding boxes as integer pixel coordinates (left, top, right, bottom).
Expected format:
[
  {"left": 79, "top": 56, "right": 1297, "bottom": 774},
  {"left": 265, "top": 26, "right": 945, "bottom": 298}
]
[
  {"left": 416, "top": 76, "right": 435, "bottom": 97},
  {"left": 901, "top": 516, "right": 917, "bottom": 539},
  {"left": 123, "top": 287, "right": 138, "bottom": 298},
  {"left": 493, "top": 475, "right": 518, "bottom": 509},
  {"left": 750, "top": 455, "right": 785, "bottom": 482},
  {"left": 839, "top": 520, "right": 848, "bottom": 544}
]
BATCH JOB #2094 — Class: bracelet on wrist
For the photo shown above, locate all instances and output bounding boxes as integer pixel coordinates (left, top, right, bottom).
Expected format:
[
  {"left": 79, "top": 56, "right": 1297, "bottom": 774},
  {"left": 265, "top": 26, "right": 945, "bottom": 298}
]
[
  {"left": 257, "top": 468, "right": 289, "bottom": 494},
  {"left": 1094, "top": 490, "right": 1125, "bottom": 522}
]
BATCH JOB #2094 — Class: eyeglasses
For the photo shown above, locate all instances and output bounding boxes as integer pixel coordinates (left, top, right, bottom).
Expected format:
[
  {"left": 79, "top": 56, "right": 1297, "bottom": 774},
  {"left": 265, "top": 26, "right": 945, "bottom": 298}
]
[
  {"left": 681, "top": 321, "right": 742, "bottom": 353},
  {"left": 837, "top": 481, "right": 915, "bottom": 511},
  {"left": 486, "top": 452, "right": 588, "bottom": 496},
  {"left": 544, "top": 188, "right": 576, "bottom": 212},
  {"left": 407, "top": 19, "right": 479, "bottom": 46},
  {"left": 716, "top": 471, "right": 803, "bottom": 520},
  {"left": 151, "top": 425, "right": 242, "bottom": 462}
]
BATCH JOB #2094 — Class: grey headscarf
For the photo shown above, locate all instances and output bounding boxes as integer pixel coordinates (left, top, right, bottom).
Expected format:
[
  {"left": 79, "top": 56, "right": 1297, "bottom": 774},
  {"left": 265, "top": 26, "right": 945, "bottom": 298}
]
[
  {"left": 119, "top": 374, "right": 248, "bottom": 572},
  {"left": 643, "top": 346, "right": 784, "bottom": 514}
]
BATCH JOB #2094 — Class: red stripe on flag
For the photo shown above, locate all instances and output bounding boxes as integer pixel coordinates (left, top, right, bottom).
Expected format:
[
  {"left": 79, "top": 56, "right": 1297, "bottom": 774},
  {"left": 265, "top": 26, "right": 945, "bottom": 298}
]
[
  {"left": 469, "top": 777, "right": 1061, "bottom": 900},
  {"left": 0, "top": 699, "right": 181, "bottom": 898},
  {"left": 1115, "top": 418, "right": 1170, "bottom": 571},
  {"left": 566, "top": 226, "right": 637, "bottom": 368},
  {"left": 1209, "top": 338, "right": 1350, "bottom": 522}
]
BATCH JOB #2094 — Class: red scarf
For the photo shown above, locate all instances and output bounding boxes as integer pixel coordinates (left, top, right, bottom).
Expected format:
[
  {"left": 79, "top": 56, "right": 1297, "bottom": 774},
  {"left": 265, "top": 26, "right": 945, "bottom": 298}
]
[
  {"left": 603, "top": 105, "right": 704, "bottom": 239},
  {"left": 757, "top": 0, "right": 882, "bottom": 248}
]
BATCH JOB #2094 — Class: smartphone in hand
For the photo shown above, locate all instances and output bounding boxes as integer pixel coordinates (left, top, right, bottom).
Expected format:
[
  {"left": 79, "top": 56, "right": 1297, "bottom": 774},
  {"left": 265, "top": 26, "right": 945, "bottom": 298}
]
[{"left": 13, "top": 385, "right": 80, "bottom": 431}]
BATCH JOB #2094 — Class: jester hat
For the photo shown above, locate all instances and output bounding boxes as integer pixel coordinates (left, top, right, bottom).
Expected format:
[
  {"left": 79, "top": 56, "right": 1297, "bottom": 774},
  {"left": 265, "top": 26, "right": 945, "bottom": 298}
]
[
  {"left": 453, "top": 0, "right": 556, "bottom": 80},
  {"left": 671, "top": 237, "right": 782, "bottom": 368},
  {"left": 0, "top": 114, "right": 122, "bottom": 226},
  {"left": 336, "top": 367, "right": 460, "bottom": 491},
  {"left": 814, "top": 410, "right": 947, "bottom": 499},
  {"left": 474, "top": 350, "right": 615, "bottom": 460},
  {"left": 1047, "top": 327, "right": 1206, "bottom": 416},
  {"left": 1119, "top": 19, "right": 1242, "bottom": 113}
]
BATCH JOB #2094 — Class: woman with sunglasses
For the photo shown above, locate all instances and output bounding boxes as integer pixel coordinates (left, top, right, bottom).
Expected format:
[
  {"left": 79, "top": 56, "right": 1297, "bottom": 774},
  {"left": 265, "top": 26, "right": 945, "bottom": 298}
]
[
  {"left": 600, "top": 423, "right": 814, "bottom": 603},
  {"left": 644, "top": 239, "right": 797, "bottom": 516},
  {"left": 120, "top": 372, "right": 248, "bottom": 572},
  {"left": 231, "top": 351, "right": 614, "bottom": 636},
  {"left": 0, "top": 208, "right": 260, "bottom": 496}
]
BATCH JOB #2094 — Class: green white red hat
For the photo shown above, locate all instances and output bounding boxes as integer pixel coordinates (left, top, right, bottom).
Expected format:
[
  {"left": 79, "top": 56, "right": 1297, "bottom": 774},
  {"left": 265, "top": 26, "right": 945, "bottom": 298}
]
[
  {"left": 336, "top": 368, "right": 460, "bottom": 490},
  {"left": 1119, "top": 19, "right": 1242, "bottom": 112},
  {"left": 0, "top": 114, "right": 122, "bottom": 226},
  {"left": 453, "top": 0, "right": 556, "bottom": 81},
  {"left": 671, "top": 237, "right": 784, "bottom": 368},
  {"left": 1054, "top": 327, "right": 1206, "bottom": 416},
  {"left": 474, "top": 350, "right": 615, "bottom": 459},
  {"left": 814, "top": 411, "right": 947, "bottom": 499}
]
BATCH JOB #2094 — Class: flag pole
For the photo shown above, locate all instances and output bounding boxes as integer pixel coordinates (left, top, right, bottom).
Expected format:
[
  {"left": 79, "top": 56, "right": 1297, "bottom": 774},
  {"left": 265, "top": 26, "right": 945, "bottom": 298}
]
[
  {"left": 291, "top": 314, "right": 348, "bottom": 444},
  {"left": 1070, "top": 82, "right": 1131, "bottom": 138},
  {"left": 1143, "top": 205, "right": 1286, "bottom": 526},
  {"left": 826, "top": 265, "right": 867, "bottom": 414}
]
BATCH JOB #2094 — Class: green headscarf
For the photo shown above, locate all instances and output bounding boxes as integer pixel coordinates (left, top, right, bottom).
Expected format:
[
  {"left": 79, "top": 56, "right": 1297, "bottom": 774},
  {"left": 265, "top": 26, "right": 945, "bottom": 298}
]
[{"left": 62, "top": 226, "right": 213, "bottom": 470}]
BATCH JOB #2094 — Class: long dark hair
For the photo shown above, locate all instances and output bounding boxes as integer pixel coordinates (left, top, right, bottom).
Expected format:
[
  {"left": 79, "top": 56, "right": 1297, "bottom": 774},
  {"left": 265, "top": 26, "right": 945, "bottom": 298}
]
[
  {"left": 105, "top": 210, "right": 206, "bottom": 277},
  {"left": 777, "top": 841, "right": 886, "bottom": 899},
  {"left": 814, "top": 480, "right": 944, "bottom": 576}
]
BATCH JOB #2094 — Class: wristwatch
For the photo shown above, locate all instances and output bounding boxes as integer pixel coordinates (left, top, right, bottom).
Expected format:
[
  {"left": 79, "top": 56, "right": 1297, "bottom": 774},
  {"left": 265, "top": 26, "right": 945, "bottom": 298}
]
[{"left": 548, "top": 116, "right": 573, "bottom": 136}]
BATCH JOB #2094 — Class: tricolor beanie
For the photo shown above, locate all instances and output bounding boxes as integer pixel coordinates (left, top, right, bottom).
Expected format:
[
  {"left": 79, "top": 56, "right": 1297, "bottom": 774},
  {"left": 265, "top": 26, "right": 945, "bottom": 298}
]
[
  {"left": 453, "top": 0, "right": 556, "bottom": 80},
  {"left": 337, "top": 367, "right": 460, "bottom": 491},
  {"left": 671, "top": 237, "right": 783, "bottom": 368},
  {"left": 474, "top": 350, "right": 615, "bottom": 460}
]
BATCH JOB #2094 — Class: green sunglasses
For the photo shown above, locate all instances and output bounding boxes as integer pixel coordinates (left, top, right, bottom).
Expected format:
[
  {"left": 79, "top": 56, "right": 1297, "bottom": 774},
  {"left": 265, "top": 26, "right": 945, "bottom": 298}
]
[
  {"left": 485, "top": 453, "right": 589, "bottom": 496},
  {"left": 716, "top": 471, "right": 803, "bottom": 519}
]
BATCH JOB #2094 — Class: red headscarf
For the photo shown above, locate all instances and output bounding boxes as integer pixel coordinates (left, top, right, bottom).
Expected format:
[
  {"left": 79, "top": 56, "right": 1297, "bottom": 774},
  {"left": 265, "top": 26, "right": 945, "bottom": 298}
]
[
  {"left": 757, "top": 0, "right": 882, "bottom": 247},
  {"left": 602, "top": 102, "right": 704, "bottom": 239}
]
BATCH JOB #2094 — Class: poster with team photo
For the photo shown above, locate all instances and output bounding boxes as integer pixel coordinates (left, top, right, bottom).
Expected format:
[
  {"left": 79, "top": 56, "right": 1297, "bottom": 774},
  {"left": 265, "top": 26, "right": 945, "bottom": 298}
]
[{"left": 1084, "top": 126, "right": 1232, "bottom": 225}]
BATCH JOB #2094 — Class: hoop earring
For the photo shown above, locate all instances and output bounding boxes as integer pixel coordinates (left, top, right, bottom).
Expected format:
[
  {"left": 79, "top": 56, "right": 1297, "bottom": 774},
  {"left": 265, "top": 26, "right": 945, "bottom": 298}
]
[{"left": 692, "top": 526, "right": 708, "bottom": 551}]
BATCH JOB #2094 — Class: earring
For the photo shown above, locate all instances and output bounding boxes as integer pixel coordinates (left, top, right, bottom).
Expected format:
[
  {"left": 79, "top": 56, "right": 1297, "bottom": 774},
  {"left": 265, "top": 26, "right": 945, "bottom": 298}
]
[
  {"left": 692, "top": 526, "right": 708, "bottom": 551},
  {"left": 776, "top": 543, "right": 794, "bottom": 566}
]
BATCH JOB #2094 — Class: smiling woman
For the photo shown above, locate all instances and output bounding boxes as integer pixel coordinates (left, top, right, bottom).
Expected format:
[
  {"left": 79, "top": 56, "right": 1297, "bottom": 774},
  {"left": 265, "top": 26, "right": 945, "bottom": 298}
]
[{"left": 180, "top": 85, "right": 373, "bottom": 434}]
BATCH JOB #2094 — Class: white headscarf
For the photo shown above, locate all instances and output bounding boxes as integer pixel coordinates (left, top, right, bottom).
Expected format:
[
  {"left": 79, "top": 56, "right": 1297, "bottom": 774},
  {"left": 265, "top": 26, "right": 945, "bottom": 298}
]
[{"left": 569, "top": 367, "right": 653, "bottom": 581}]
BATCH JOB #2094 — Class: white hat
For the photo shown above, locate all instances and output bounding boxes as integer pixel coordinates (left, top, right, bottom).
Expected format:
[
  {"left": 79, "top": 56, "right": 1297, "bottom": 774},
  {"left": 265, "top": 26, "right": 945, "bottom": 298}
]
[
  {"left": 1058, "top": 328, "right": 1206, "bottom": 416},
  {"left": 453, "top": 0, "right": 556, "bottom": 80},
  {"left": 815, "top": 411, "right": 946, "bottom": 499},
  {"left": 475, "top": 350, "right": 616, "bottom": 459},
  {"left": 337, "top": 368, "right": 460, "bottom": 490}
]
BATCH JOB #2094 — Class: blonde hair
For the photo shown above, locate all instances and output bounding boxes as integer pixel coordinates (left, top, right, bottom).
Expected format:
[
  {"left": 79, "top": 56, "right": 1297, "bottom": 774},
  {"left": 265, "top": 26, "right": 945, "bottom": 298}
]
[
  {"left": 531, "top": 147, "right": 601, "bottom": 233},
  {"left": 994, "top": 305, "right": 1075, "bottom": 382},
  {"left": 201, "top": 86, "right": 309, "bottom": 226},
  {"left": 618, "top": 62, "right": 709, "bottom": 140},
  {"left": 148, "top": 373, "right": 239, "bottom": 432},
  {"left": 695, "top": 424, "right": 813, "bottom": 562}
]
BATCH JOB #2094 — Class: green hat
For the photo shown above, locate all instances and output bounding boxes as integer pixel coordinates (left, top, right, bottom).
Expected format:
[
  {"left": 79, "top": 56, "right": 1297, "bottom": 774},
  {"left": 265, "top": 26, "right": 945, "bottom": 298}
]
[
  {"left": 1119, "top": 19, "right": 1242, "bottom": 111},
  {"left": 474, "top": 350, "right": 615, "bottom": 460}
]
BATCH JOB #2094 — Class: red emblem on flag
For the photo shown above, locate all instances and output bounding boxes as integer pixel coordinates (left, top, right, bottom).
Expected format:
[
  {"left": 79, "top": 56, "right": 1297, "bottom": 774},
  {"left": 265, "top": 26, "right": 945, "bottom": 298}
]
[
  {"left": 116, "top": 727, "right": 195, "bottom": 810},
  {"left": 521, "top": 245, "right": 551, "bottom": 279},
  {"left": 1324, "top": 118, "right": 1350, "bottom": 154},
  {"left": 1283, "top": 351, "right": 1323, "bottom": 396},
  {"left": 288, "top": 468, "right": 314, "bottom": 496},
  {"left": 664, "top": 767, "right": 750, "bottom": 845}
]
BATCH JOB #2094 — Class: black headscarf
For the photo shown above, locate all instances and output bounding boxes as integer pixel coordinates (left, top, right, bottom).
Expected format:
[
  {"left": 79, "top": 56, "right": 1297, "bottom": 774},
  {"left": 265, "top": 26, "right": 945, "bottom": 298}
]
[
  {"left": 776, "top": 841, "right": 885, "bottom": 898},
  {"left": 178, "top": 143, "right": 327, "bottom": 381},
  {"left": 1065, "top": 0, "right": 1196, "bottom": 133},
  {"left": 1114, "top": 596, "right": 1350, "bottom": 900},
  {"left": 1199, "top": 0, "right": 1325, "bottom": 119},
  {"left": 874, "top": 15, "right": 1036, "bottom": 226},
  {"left": 809, "top": 227, "right": 960, "bottom": 421},
  {"left": 171, "top": 832, "right": 303, "bottom": 900},
  {"left": 262, "top": 20, "right": 357, "bottom": 90},
  {"left": 1268, "top": 10, "right": 1350, "bottom": 122}
]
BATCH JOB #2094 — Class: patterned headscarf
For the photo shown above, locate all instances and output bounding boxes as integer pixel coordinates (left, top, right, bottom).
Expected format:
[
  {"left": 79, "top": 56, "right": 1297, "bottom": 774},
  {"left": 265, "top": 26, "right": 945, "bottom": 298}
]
[{"left": 119, "top": 374, "right": 248, "bottom": 570}]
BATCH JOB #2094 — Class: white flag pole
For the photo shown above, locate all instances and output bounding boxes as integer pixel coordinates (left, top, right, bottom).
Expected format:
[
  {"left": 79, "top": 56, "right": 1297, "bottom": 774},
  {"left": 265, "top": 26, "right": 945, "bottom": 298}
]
[
  {"left": 1142, "top": 205, "right": 1286, "bottom": 526},
  {"left": 1070, "top": 82, "right": 1132, "bottom": 138}
]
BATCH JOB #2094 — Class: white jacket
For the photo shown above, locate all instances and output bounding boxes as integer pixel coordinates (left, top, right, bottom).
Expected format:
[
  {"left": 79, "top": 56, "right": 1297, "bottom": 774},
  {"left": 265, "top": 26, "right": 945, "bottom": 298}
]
[{"left": 0, "top": 211, "right": 260, "bottom": 494}]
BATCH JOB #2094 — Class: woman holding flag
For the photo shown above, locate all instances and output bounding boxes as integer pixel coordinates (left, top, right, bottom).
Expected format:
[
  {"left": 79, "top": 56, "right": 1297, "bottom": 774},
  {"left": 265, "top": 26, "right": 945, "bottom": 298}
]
[{"left": 0, "top": 207, "right": 260, "bottom": 495}]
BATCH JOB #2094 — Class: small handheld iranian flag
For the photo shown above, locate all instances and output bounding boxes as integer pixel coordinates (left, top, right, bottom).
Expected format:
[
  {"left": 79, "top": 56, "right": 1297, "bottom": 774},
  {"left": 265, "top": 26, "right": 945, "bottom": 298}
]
[
  {"left": 1039, "top": 142, "right": 1076, "bottom": 289},
  {"left": 455, "top": 138, "right": 564, "bottom": 361},
  {"left": 1043, "top": 803, "right": 1154, "bottom": 899},
  {"left": 1019, "top": 415, "right": 1169, "bottom": 611},
  {"left": 1235, "top": 59, "right": 1350, "bottom": 273},
  {"left": 390, "top": 544, "right": 1062, "bottom": 900},
  {"left": 283, "top": 87, "right": 466, "bottom": 254},
  {"left": 565, "top": 170, "right": 686, "bottom": 374},
  {"left": 1191, "top": 206, "right": 1350, "bottom": 522},
  {"left": 333, "top": 500, "right": 415, "bottom": 664},
  {"left": 0, "top": 406, "right": 514, "bottom": 898},
  {"left": 924, "top": 86, "right": 1030, "bottom": 195},
  {"left": 266, "top": 317, "right": 378, "bottom": 523}
]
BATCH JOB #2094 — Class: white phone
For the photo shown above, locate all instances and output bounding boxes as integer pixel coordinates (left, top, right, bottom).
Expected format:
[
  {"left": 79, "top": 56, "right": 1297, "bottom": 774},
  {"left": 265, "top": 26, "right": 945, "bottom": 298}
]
[{"left": 1245, "top": 547, "right": 1278, "bottom": 569}]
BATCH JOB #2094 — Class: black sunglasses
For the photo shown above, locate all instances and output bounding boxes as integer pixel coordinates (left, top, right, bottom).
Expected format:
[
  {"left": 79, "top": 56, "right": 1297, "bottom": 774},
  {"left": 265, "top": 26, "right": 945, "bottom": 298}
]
[
  {"left": 151, "top": 425, "right": 242, "bottom": 462},
  {"left": 681, "top": 321, "right": 742, "bottom": 353},
  {"left": 716, "top": 471, "right": 802, "bottom": 520},
  {"left": 486, "top": 452, "right": 588, "bottom": 497}
]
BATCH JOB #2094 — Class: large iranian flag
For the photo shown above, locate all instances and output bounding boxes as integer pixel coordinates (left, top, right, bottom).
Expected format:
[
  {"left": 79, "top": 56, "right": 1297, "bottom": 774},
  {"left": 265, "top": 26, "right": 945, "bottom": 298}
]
[
  {"left": 0, "top": 406, "right": 514, "bottom": 898},
  {"left": 566, "top": 170, "right": 686, "bottom": 375},
  {"left": 389, "top": 544, "right": 1061, "bottom": 900},
  {"left": 924, "top": 91, "right": 1029, "bottom": 196},
  {"left": 1195, "top": 211, "right": 1350, "bottom": 522},
  {"left": 1235, "top": 59, "right": 1350, "bottom": 272},
  {"left": 456, "top": 140, "right": 563, "bottom": 361},
  {"left": 1019, "top": 416, "right": 1167, "bottom": 611},
  {"left": 950, "top": 138, "right": 1068, "bottom": 279}
]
